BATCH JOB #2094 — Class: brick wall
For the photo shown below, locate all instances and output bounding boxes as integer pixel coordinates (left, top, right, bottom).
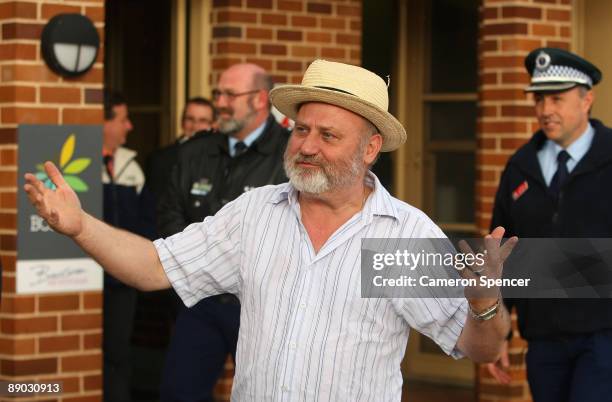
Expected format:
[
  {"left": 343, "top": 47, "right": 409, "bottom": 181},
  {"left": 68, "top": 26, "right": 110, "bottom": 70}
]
[
  {"left": 210, "top": 0, "right": 362, "bottom": 86},
  {"left": 476, "top": 0, "right": 572, "bottom": 401},
  {"left": 209, "top": 0, "right": 361, "bottom": 399},
  {"left": 0, "top": 1, "right": 104, "bottom": 401}
]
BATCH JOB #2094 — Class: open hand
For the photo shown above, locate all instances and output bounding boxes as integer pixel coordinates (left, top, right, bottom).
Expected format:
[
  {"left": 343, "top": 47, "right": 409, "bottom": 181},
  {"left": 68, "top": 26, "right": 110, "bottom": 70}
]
[{"left": 24, "top": 161, "right": 84, "bottom": 237}]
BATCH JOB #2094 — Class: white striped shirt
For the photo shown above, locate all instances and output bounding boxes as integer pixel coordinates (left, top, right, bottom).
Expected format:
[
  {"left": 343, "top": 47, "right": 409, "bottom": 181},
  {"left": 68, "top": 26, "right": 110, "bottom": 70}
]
[{"left": 154, "top": 173, "right": 467, "bottom": 402}]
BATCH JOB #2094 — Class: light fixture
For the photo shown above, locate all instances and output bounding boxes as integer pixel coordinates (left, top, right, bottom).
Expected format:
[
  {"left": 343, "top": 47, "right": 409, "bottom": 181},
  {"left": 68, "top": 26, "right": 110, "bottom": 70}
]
[{"left": 41, "top": 14, "right": 100, "bottom": 78}]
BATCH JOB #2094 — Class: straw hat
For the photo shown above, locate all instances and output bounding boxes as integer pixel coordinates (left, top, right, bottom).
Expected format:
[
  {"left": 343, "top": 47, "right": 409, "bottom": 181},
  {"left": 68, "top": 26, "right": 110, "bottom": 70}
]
[{"left": 269, "top": 60, "right": 406, "bottom": 152}]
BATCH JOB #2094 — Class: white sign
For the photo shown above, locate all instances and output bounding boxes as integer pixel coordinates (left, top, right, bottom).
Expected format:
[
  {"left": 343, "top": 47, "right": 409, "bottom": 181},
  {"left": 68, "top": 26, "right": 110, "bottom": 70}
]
[{"left": 17, "top": 258, "right": 103, "bottom": 294}]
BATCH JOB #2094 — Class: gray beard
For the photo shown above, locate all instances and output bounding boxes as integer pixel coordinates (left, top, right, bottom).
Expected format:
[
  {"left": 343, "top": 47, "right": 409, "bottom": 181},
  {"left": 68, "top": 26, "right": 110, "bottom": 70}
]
[{"left": 218, "top": 118, "right": 244, "bottom": 136}]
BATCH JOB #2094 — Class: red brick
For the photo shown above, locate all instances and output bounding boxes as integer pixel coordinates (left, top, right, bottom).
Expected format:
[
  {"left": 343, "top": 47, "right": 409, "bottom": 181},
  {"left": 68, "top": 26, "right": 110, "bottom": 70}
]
[
  {"left": 337, "top": 33, "right": 360, "bottom": 45},
  {"left": 63, "top": 396, "right": 104, "bottom": 402},
  {"left": 501, "top": 72, "right": 530, "bottom": 85},
  {"left": 62, "top": 313, "right": 102, "bottom": 331},
  {"left": 480, "top": 121, "right": 528, "bottom": 134},
  {"left": 478, "top": 136, "right": 497, "bottom": 150},
  {"left": 213, "top": 0, "right": 242, "bottom": 6},
  {"left": 261, "top": 44, "right": 287, "bottom": 55},
  {"left": 483, "top": 23, "right": 528, "bottom": 36},
  {"left": 336, "top": 4, "right": 360, "bottom": 16},
  {"left": 501, "top": 105, "right": 534, "bottom": 117},
  {"left": 39, "top": 294, "right": 80, "bottom": 312},
  {"left": 481, "top": 89, "right": 527, "bottom": 102},
  {"left": 39, "top": 335, "right": 80, "bottom": 353},
  {"left": 483, "top": 7, "right": 498, "bottom": 19},
  {"left": 84, "top": 374, "right": 102, "bottom": 391},
  {"left": 501, "top": 138, "right": 529, "bottom": 150},
  {"left": 61, "top": 353, "right": 102, "bottom": 372},
  {"left": 532, "top": 23, "right": 556, "bottom": 36},
  {"left": 481, "top": 39, "right": 498, "bottom": 53},
  {"left": 0, "top": 189, "right": 16, "bottom": 208},
  {"left": 83, "top": 333, "right": 102, "bottom": 350},
  {"left": 0, "top": 85, "right": 36, "bottom": 102},
  {"left": 1, "top": 358, "right": 57, "bottom": 375},
  {"left": 502, "top": 6, "right": 542, "bottom": 19},
  {"left": 40, "top": 87, "right": 81, "bottom": 104},
  {"left": 307, "top": 2, "right": 332, "bottom": 14},
  {"left": 321, "top": 17, "right": 345, "bottom": 30},
  {"left": 0, "top": 2, "right": 37, "bottom": 19},
  {"left": 271, "top": 74, "right": 287, "bottom": 84},
  {"left": 534, "top": 0, "right": 557, "bottom": 3},
  {"left": 277, "top": 60, "right": 302, "bottom": 71},
  {"left": 500, "top": 38, "right": 542, "bottom": 52},
  {"left": 85, "top": 6, "right": 104, "bottom": 23},
  {"left": 52, "top": 375, "right": 80, "bottom": 393},
  {"left": 292, "top": 15, "right": 317, "bottom": 28},
  {"left": 213, "top": 26, "right": 242, "bottom": 39},
  {"left": 350, "top": 20, "right": 361, "bottom": 31},
  {"left": 0, "top": 128, "right": 16, "bottom": 144},
  {"left": 2, "top": 64, "right": 60, "bottom": 83},
  {"left": 217, "top": 41, "right": 256, "bottom": 54},
  {"left": 560, "top": 26, "right": 571, "bottom": 38},
  {"left": 350, "top": 49, "right": 361, "bottom": 61},
  {"left": 2, "top": 274, "right": 15, "bottom": 293},
  {"left": 217, "top": 10, "right": 257, "bottom": 24},
  {"left": 546, "top": 9, "right": 570, "bottom": 22},
  {"left": 62, "top": 108, "right": 103, "bottom": 124},
  {"left": 1, "top": 316, "right": 57, "bottom": 334},
  {"left": 83, "top": 292, "right": 102, "bottom": 309},
  {"left": 278, "top": 0, "right": 303, "bottom": 12},
  {"left": 291, "top": 45, "right": 317, "bottom": 58},
  {"left": 85, "top": 88, "right": 103, "bottom": 104},
  {"left": 306, "top": 31, "right": 332, "bottom": 43},
  {"left": 0, "top": 43, "right": 37, "bottom": 60},
  {"left": 478, "top": 152, "right": 511, "bottom": 167},
  {"left": 321, "top": 47, "right": 345, "bottom": 59},
  {"left": 547, "top": 40, "right": 569, "bottom": 50},
  {"left": 245, "top": 58, "right": 274, "bottom": 70},
  {"left": 480, "top": 72, "right": 497, "bottom": 85},
  {"left": 2, "top": 22, "right": 44, "bottom": 40},
  {"left": 277, "top": 30, "right": 302, "bottom": 41},
  {"left": 41, "top": 4, "right": 80, "bottom": 19},
  {"left": 482, "top": 55, "right": 524, "bottom": 69},
  {"left": 212, "top": 57, "right": 242, "bottom": 70},
  {"left": 73, "top": 66, "right": 104, "bottom": 84},
  {"left": 246, "top": 27, "right": 272, "bottom": 40},
  {"left": 1, "top": 256, "right": 16, "bottom": 273},
  {"left": 479, "top": 383, "right": 524, "bottom": 397},
  {"left": 246, "top": 0, "right": 272, "bottom": 8},
  {"left": 0, "top": 170, "right": 16, "bottom": 187},
  {"left": 0, "top": 233, "right": 16, "bottom": 251},
  {"left": 0, "top": 337, "right": 35, "bottom": 355},
  {"left": 261, "top": 13, "right": 287, "bottom": 25},
  {"left": 479, "top": 105, "right": 498, "bottom": 118}
]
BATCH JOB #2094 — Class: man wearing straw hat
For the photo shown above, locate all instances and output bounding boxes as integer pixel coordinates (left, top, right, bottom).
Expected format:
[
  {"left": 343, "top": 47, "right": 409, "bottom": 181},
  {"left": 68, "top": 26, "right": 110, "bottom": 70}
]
[{"left": 24, "top": 60, "right": 515, "bottom": 401}]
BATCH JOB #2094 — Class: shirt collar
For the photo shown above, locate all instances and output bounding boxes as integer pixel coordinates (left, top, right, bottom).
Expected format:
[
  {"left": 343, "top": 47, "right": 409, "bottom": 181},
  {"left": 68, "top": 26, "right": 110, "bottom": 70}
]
[
  {"left": 549, "top": 122, "right": 594, "bottom": 162},
  {"left": 270, "top": 171, "right": 400, "bottom": 221},
  {"left": 228, "top": 121, "right": 267, "bottom": 157}
]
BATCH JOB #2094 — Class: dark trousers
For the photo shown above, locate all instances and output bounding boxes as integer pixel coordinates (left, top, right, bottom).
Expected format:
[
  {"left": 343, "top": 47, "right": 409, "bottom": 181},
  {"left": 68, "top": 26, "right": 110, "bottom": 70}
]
[
  {"left": 526, "top": 330, "right": 612, "bottom": 402},
  {"left": 160, "top": 297, "right": 240, "bottom": 402},
  {"left": 103, "top": 285, "right": 137, "bottom": 402}
]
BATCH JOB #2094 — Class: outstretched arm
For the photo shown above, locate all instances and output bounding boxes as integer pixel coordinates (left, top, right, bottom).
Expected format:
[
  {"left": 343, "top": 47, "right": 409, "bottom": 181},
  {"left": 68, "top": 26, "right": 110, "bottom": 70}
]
[{"left": 24, "top": 161, "right": 170, "bottom": 291}]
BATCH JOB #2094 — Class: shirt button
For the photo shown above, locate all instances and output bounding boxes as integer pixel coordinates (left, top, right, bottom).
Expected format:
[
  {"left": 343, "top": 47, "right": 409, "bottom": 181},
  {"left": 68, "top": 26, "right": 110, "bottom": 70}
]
[
  {"left": 300, "top": 302, "right": 307, "bottom": 308},
  {"left": 289, "top": 342, "right": 297, "bottom": 349},
  {"left": 281, "top": 385, "right": 289, "bottom": 392}
]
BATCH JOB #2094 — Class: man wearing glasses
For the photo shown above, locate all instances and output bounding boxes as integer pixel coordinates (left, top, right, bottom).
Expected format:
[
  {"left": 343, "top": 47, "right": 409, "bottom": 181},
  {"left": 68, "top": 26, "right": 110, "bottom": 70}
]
[{"left": 157, "top": 63, "right": 289, "bottom": 402}]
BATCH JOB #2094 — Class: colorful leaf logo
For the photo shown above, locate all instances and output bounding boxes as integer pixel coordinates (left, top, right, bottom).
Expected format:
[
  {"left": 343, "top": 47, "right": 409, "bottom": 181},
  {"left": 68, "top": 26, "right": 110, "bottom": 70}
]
[{"left": 35, "top": 134, "right": 92, "bottom": 192}]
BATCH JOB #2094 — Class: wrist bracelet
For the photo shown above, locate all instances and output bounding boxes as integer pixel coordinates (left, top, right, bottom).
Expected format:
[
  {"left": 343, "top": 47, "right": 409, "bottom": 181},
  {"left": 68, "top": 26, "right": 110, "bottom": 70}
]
[{"left": 469, "top": 297, "right": 500, "bottom": 321}]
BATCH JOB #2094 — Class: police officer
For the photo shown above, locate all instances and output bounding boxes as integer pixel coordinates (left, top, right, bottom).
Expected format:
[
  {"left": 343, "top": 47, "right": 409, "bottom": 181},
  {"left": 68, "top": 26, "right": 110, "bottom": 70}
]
[
  {"left": 157, "top": 63, "right": 288, "bottom": 402},
  {"left": 488, "top": 48, "right": 612, "bottom": 402}
]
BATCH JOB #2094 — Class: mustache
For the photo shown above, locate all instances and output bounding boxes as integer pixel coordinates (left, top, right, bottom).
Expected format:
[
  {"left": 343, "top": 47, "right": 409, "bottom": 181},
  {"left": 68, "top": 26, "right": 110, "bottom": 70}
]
[
  {"left": 217, "top": 107, "right": 233, "bottom": 115},
  {"left": 292, "top": 153, "right": 324, "bottom": 166}
]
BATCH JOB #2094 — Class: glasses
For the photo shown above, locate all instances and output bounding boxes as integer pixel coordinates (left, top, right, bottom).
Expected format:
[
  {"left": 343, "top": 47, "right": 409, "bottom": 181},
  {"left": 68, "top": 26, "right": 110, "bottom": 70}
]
[{"left": 212, "top": 89, "right": 261, "bottom": 102}]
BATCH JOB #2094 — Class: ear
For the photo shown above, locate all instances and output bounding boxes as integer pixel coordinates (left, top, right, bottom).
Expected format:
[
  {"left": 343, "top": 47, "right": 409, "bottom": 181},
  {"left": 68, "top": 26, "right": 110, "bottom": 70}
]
[
  {"left": 253, "top": 90, "right": 269, "bottom": 111},
  {"left": 364, "top": 133, "right": 383, "bottom": 166},
  {"left": 583, "top": 89, "right": 594, "bottom": 113}
]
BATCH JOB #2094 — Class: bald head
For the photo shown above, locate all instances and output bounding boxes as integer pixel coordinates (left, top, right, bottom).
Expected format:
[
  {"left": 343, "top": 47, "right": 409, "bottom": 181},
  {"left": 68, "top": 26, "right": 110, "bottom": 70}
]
[{"left": 214, "top": 63, "right": 273, "bottom": 140}]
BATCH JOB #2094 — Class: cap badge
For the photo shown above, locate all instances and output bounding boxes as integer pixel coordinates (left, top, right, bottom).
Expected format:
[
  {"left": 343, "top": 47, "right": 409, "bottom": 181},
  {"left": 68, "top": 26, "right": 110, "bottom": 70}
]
[{"left": 535, "top": 51, "right": 551, "bottom": 71}]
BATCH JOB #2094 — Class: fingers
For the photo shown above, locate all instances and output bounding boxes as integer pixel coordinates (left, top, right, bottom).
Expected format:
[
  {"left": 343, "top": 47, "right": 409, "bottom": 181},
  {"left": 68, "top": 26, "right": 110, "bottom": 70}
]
[
  {"left": 487, "top": 363, "right": 512, "bottom": 384},
  {"left": 44, "top": 161, "right": 68, "bottom": 189}
]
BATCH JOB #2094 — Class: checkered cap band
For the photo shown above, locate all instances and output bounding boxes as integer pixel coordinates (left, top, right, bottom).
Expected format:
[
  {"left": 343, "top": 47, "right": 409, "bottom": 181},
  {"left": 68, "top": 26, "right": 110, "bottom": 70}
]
[{"left": 532, "top": 64, "right": 593, "bottom": 87}]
